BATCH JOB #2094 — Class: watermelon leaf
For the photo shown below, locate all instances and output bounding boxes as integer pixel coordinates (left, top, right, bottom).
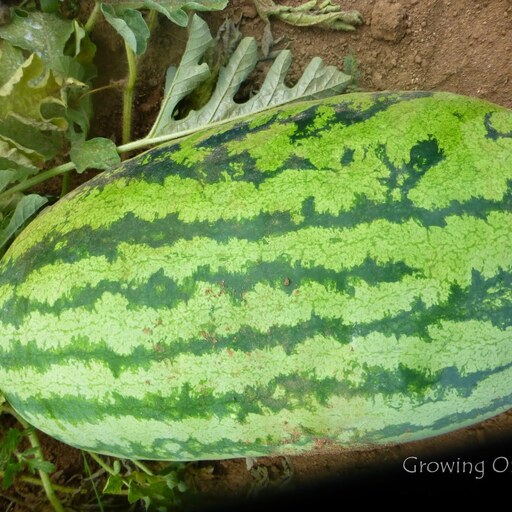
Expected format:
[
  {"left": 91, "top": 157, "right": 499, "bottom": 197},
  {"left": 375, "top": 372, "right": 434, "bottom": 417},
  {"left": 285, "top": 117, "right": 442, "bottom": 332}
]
[
  {"left": 100, "top": 461, "right": 189, "bottom": 508},
  {"left": 39, "top": 0, "right": 60, "bottom": 13},
  {"left": 101, "top": 0, "right": 228, "bottom": 27},
  {"left": 0, "top": 10, "right": 75, "bottom": 75},
  {"left": 70, "top": 137, "right": 121, "bottom": 173},
  {"left": 147, "top": 14, "right": 212, "bottom": 138},
  {"left": 0, "top": 171, "right": 15, "bottom": 193},
  {"left": 0, "top": 428, "right": 24, "bottom": 489},
  {"left": 103, "top": 473, "right": 125, "bottom": 494},
  {"left": 0, "top": 51, "right": 63, "bottom": 124},
  {"left": 146, "top": 13, "right": 351, "bottom": 139},
  {"left": 0, "top": 193, "right": 48, "bottom": 253},
  {"left": 100, "top": 4, "right": 151, "bottom": 56},
  {"left": 126, "top": 469, "right": 188, "bottom": 507},
  {"left": 253, "top": 0, "right": 364, "bottom": 31},
  {"left": 0, "top": 425, "right": 55, "bottom": 489},
  {"left": 0, "top": 139, "right": 39, "bottom": 185},
  {"left": 0, "top": 40, "right": 25, "bottom": 89}
]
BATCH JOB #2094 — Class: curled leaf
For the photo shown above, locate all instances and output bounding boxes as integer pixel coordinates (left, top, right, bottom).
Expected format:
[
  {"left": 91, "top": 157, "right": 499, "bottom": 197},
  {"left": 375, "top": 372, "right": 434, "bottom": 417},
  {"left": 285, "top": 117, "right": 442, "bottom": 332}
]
[
  {"left": 254, "top": 0, "right": 364, "bottom": 31},
  {"left": 100, "top": 4, "right": 150, "bottom": 55}
]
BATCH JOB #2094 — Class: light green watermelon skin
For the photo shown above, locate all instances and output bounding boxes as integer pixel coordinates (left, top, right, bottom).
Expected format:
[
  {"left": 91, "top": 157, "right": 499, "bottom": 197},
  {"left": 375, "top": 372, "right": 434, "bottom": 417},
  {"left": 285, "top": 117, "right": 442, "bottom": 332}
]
[{"left": 0, "top": 91, "right": 512, "bottom": 461}]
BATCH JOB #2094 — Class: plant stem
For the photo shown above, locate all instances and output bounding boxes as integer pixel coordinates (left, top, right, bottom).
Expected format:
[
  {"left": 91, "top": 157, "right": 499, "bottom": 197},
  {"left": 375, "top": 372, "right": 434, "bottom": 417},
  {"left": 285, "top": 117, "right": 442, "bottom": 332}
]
[
  {"left": 147, "top": 9, "right": 158, "bottom": 33},
  {"left": 78, "top": 81, "right": 126, "bottom": 101},
  {"left": 86, "top": 452, "right": 130, "bottom": 490},
  {"left": 84, "top": 0, "right": 102, "bottom": 33},
  {"left": 60, "top": 171, "right": 71, "bottom": 198},
  {"left": 0, "top": 472, "right": 83, "bottom": 494},
  {"left": 122, "top": 42, "right": 138, "bottom": 146},
  {"left": 12, "top": 414, "right": 65, "bottom": 512},
  {"left": 87, "top": 452, "right": 115, "bottom": 475},
  {"left": 82, "top": 453, "right": 105, "bottom": 512},
  {"left": 131, "top": 459, "right": 154, "bottom": 476},
  {"left": 0, "top": 162, "right": 75, "bottom": 204},
  {"left": 123, "top": 101, "right": 287, "bottom": 153}
]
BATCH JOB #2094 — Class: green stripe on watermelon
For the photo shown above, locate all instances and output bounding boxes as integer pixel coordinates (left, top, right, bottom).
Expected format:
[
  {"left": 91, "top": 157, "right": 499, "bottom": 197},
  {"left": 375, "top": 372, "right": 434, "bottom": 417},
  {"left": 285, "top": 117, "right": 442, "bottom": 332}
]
[
  {"left": 6, "top": 362, "right": 512, "bottom": 460},
  {"left": 0, "top": 267, "right": 506, "bottom": 354},
  {"left": 3, "top": 211, "right": 511, "bottom": 311},
  {"left": 3, "top": 320, "right": 512, "bottom": 398},
  {"left": 1, "top": 264, "right": 512, "bottom": 375},
  {"left": 4, "top": 91, "right": 511, "bottom": 265},
  {"left": 2, "top": 185, "right": 510, "bottom": 293},
  {"left": 0, "top": 90, "right": 511, "bottom": 460},
  {"left": 1, "top": 267, "right": 511, "bottom": 370}
]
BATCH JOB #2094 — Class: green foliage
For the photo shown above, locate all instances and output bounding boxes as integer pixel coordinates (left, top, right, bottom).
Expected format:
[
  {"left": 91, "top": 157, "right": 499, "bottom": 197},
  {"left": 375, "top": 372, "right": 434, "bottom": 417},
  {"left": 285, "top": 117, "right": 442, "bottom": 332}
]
[
  {"left": 254, "top": 0, "right": 363, "bottom": 31},
  {"left": 103, "top": 0, "right": 229, "bottom": 26},
  {"left": 0, "top": 426, "right": 55, "bottom": 489},
  {"left": 124, "top": 467, "right": 188, "bottom": 510},
  {"left": 0, "top": 8, "right": 97, "bottom": 254},
  {"left": 39, "top": 0, "right": 61, "bottom": 14},
  {"left": 101, "top": 3, "right": 151, "bottom": 55},
  {"left": 69, "top": 137, "right": 120, "bottom": 173},
  {"left": 93, "top": 454, "right": 189, "bottom": 511},
  {"left": 0, "top": 1, "right": 235, "bottom": 255}
]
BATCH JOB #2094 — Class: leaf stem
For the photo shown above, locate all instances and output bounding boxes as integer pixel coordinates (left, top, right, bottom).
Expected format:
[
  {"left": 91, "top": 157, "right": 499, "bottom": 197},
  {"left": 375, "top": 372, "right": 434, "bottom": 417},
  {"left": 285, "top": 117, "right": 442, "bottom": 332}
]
[
  {"left": 131, "top": 459, "right": 154, "bottom": 476},
  {"left": 86, "top": 452, "right": 131, "bottom": 490},
  {"left": 0, "top": 471, "right": 83, "bottom": 494},
  {"left": 118, "top": 105, "right": 277, "bottom": 153},
  {"left": 60, "top": 171, "right": 71, "bottom": 198},
  {"left": 0, "top": 101, "right": 280, "bottom": 204},
  {"left": 0, "top": 101, "right": 284, "bottom": 204},
  {"left": 0, "top": 162, "right": 75, "bottom": 204},
  {"left": 147, "top": 9, "right": 159, "bottom": 33},
  {"left": 122, "top": 42, "right": 138, "bottom": 146},
  {"left": 11, "top": 413, "right": 65, "bottom": 512},
  {"left": 78, "top": 81, "right": 127, "bottom": 101},
  {"left": 84, "top": 0, "right": 102, "bottom": 33},
  {"left": 87, "top": 452, "right": 116, "bottom": 475},
  {"left": 82, "top": 453, "right": 105, "bottom": 512}
]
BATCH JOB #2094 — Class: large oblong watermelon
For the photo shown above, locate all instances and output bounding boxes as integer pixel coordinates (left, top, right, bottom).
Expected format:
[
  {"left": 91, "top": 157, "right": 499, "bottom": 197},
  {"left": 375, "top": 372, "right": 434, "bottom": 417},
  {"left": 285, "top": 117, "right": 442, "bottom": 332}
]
[{"left": 0, "top": 91, "right": 511, "bottom": 461}]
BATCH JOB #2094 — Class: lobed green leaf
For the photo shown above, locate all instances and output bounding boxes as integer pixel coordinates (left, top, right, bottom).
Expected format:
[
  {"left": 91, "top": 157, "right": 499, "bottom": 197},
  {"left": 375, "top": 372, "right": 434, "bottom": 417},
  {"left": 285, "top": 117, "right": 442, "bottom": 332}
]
[{"left": 147, "top": 14, "right": 351, "bottom": 138}]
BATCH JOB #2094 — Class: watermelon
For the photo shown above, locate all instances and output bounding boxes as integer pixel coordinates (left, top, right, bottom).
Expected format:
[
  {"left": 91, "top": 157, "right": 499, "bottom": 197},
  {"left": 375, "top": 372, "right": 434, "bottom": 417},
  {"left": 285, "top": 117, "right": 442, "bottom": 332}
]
[{"left": 0, "top": 90, "right": 511, "bottom": 461}]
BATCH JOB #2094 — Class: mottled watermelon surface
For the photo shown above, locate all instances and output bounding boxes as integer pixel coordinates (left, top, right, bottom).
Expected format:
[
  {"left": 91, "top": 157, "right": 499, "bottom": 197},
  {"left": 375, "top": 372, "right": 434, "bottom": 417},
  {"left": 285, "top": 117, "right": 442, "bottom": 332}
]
[{"left": 0, "top": 91, "right": 511, "bottom": 460}]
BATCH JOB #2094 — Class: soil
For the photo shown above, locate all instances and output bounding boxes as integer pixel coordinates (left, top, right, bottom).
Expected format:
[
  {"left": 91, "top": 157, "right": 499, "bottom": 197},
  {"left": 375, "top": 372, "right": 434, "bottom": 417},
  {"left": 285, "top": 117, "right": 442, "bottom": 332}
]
[{"left": 2, "top": 0, "right": 512, "bottom": 510}]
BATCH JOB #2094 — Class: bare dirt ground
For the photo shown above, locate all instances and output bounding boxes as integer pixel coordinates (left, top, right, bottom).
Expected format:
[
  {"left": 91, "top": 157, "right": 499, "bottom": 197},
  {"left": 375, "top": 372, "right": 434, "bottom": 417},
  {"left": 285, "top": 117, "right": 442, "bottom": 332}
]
[{"left": 2, "top": 0, "right": 512, "bottom": 510}]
